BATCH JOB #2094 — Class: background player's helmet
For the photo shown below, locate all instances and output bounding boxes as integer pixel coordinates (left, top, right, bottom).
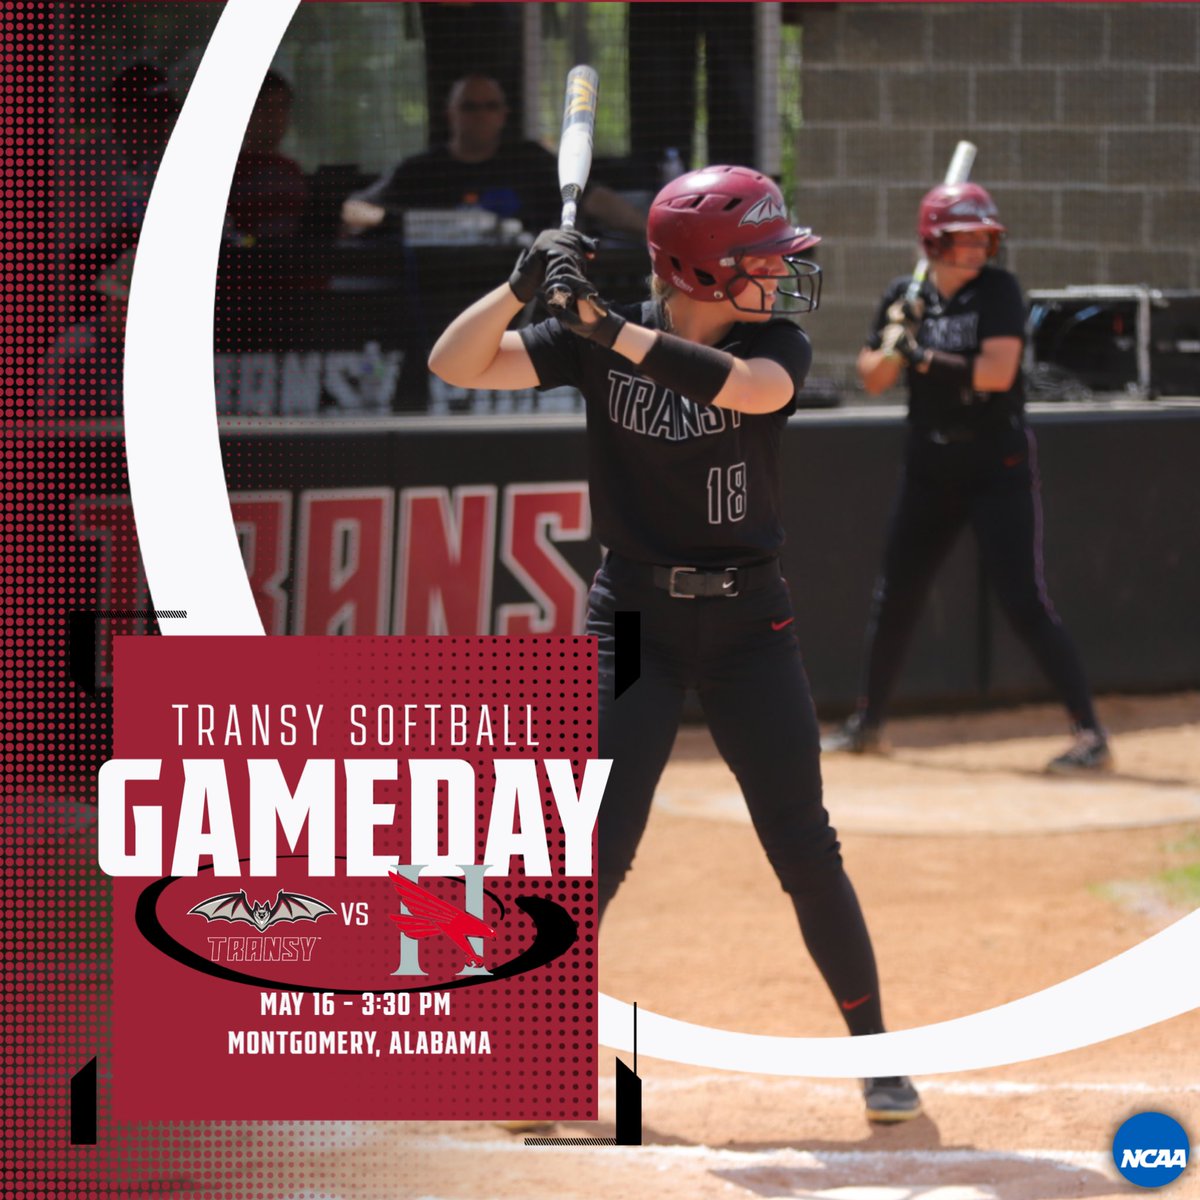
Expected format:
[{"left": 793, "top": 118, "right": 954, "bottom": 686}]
[
  {"left": 647, "top": 165, "right": 822, "bottom": 312},
  {"left": 918, "top": 182, "right": 1006, "bottom": 259}
]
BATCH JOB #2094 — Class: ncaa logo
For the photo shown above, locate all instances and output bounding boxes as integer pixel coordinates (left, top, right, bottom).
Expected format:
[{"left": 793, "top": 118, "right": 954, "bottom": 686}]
[{"left": 1113, "top": 1112, "right": 1190, "bottom": 1188}]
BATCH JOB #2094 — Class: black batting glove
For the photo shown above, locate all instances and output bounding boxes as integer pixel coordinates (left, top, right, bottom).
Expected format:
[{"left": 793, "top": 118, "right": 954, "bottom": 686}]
[
  {"left": 558, "top": 301, "right": 627, "bottom": 349},
  {"left": 508, "top": 229, "right": 596, "bottom": 304},
  {"left": 881, "top": 322, "right": 923, "bottom": 365},
  {"left": 894, "top": 326, "right": 924, "bottom": 365},
  {"left": 541, "top": 262, "right": 626, "bottom": 348},
  {"left": 542, "top": 251, "right": 595, "bottom": 307}
]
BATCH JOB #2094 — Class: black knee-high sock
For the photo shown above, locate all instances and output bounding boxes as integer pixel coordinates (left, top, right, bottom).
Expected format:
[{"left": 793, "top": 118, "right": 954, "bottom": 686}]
[{"left": 789, "top": 871, "right": 885, "bottom": 1037}]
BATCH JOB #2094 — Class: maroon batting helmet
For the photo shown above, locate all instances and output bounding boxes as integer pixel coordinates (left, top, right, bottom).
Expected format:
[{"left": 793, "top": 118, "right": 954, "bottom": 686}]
[
  {"left": 918, "top": 182, "right": 1006, "bottom": 259},
  {"left": 647, "top": 165, "right": 821, "bottom": 312}
]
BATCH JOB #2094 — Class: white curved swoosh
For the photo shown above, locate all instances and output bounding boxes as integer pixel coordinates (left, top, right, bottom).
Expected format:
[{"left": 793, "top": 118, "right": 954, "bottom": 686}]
[
  {"left": 123, "top": 0, "right": 1200, "bottom": 1076},
  {"left": 124, "top": 0, "right": 299, "bottom": 635},
  {"left": 599, "top": 908, "right": 1200, "bottom": 1073}
]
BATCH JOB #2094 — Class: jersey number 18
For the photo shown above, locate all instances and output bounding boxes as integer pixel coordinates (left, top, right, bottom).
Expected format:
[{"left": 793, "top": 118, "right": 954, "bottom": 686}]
[{"left": 706, "top": 462, "right": 747, "bottom": 526}]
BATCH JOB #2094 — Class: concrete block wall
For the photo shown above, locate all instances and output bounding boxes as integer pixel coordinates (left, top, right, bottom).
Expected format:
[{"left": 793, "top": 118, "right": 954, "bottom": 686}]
[{"left": 792, "top": 3, "right": 1200, "bottom": 389}]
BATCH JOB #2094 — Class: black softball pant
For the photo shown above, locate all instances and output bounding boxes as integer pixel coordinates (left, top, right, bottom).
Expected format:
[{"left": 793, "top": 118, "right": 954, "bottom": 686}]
[
  {"left": 859, "top": 426, "right": 1099, "bottom": 731},
  {"left": 589, "top": 553, "right": 886, "bottom": 1036}
]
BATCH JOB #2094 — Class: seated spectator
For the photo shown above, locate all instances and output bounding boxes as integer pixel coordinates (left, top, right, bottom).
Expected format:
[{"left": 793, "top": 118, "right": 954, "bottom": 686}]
[
  {"left": 341, "top": 74, "right": 644, "bottom": 239},
  {"left": 227, "top": 70, "right": 308, "bottom": 241},
  {"left": 68, "top": 64, "right": 177, "bottom": 312}
]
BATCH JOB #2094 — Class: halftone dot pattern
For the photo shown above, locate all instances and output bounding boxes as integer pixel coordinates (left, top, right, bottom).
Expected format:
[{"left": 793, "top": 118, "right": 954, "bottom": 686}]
[
  {"left": 5, "top": 1, "right": 150, "bottom": 1195},
  {"left": 7, "top": 7, "right": 594, "bottom": 1198},
  {"left": 11, "top": 4, "right": 604, "bottom": 1192}
]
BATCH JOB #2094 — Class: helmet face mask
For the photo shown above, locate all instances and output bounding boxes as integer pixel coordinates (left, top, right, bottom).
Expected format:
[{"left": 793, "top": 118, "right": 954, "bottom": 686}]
[
  {"left": 648, "top": 165, "right": 822, "bottom": 313},
  {"left": 725, "top": 255, "right": 823, "bottom": 314}
]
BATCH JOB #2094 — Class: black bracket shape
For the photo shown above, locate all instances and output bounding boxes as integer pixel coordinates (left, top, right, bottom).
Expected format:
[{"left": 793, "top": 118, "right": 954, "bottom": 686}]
[
  {"left": 525, "top": 1002, "right": 642, "bottom": 1146},
  {"left": 613, "top": 610, "right": 641, "bottom": 700},
  {"left": 68, "top": 609, "right": 187, "bottom": 694},
  {"left": 70, "top": 1057, "right": 97, "bottom": 1145},
  {"left": 614, "top": 1055, "right": 643, "bottom": 1145}
]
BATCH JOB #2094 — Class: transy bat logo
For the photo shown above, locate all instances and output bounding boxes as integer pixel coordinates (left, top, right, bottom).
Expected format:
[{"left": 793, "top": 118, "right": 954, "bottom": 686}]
[
  {"left": 739, "top": 195, "right": 787, "bottom": 226},
  {"left": 946, "top": 199, "right": 992, "bottom": 220},
  {"left": 188, "top": 889, "right": 336, "bottom": 931}
]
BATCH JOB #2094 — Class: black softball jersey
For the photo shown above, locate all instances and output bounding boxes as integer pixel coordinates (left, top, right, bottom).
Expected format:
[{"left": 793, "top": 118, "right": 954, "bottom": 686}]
[
  {"left": 520, "top": 301, "right": 812, "bottom": 568},
  {"left": 866, "top": 265, "right": 1027, "bottom": 439}
]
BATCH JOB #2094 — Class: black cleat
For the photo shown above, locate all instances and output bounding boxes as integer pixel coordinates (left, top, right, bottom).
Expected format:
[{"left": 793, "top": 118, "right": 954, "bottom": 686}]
[
  {"left": 1045, "top": 729, "right": 1113, "bottom": 775},
  {"left": 863, "top": 1075, "right": 922, "bottom": 1123}
]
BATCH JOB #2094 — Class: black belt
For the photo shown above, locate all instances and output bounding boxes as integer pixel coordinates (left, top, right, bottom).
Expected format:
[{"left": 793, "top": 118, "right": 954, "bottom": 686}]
[{"left": 640, "top": 558, "right": 782, "bottom": 599}]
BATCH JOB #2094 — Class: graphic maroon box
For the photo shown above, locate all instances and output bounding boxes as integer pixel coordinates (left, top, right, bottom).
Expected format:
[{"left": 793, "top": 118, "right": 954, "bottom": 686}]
[{"left": 107, "top": 636, "right": 599, "bottom": 1121}]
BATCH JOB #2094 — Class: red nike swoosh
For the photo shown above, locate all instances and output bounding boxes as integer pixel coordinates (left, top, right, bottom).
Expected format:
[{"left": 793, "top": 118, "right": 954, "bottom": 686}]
[
  {"left": 841, "top": 993, "right": 873, "bottom": 1011},
  {"left": 1003, "top": 453, "right": 1025, "bottom": 467},
  {"left": 771, "top": 618, "right": 795, "bottom": 631}
]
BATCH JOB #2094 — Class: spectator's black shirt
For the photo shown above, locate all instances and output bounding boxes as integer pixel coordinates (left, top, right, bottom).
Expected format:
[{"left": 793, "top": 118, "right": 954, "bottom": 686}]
[
  {"left": 866, "top": 265, "right": 1027, "bottom": 437},
  {"left": 357, "top": 141, "right": 560, "bottom": 232},
  {"left": 521, "top": 302, "right": 812, "bottom": 567}
]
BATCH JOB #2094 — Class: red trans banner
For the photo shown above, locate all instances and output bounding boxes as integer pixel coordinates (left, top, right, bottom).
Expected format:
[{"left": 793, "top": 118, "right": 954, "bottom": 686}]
[
  {"left": 104, "top": 636, "right": 602, "bottom": 1121},
  {"left": 71, "top": 476, "right": 594, "bottom": 689}
]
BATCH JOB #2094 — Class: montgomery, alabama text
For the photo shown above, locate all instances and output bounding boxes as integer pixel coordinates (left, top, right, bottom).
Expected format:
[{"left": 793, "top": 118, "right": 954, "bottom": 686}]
[{"left": 228, "top": 1028, "right": 492, "bottom": 1055}]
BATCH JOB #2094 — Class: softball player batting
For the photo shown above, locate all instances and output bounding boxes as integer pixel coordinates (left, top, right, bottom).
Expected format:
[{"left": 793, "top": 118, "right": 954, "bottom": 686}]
[
  {"left": 824, "top": 183, "right": 1111, "bottom": 773},
  {"left": 430, "top": 165, "right": 920, "bottom": 1123}
]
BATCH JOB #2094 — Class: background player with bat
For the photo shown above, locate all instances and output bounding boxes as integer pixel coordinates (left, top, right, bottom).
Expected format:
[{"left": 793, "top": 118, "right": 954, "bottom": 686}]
[
  {"left": 824, "top": 147, "right": 1111, "bottom": 773},
  {"left": 430, "top": 66, "right": 922, "bottom": 1124}
]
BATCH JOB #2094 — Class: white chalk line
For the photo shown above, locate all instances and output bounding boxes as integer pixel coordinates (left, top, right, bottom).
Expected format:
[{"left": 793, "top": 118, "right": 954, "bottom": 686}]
[
  {"left": 412, "top": 1135, "right": 1110, "bottom": 1175},
  {"left": 594, "top": 1075, "right": 1200, "bottom": 1098}
]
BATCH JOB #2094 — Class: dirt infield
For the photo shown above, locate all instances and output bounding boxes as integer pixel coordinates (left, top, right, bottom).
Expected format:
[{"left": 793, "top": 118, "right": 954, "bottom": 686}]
[{"left": 234, "top": 694, "right": 1200, "bottom": 1198}]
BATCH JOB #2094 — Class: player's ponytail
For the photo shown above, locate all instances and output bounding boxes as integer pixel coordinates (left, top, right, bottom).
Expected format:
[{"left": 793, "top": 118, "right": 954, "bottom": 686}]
[{"left": 650, "top": 274, "right": 675, "bottom": 331}]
